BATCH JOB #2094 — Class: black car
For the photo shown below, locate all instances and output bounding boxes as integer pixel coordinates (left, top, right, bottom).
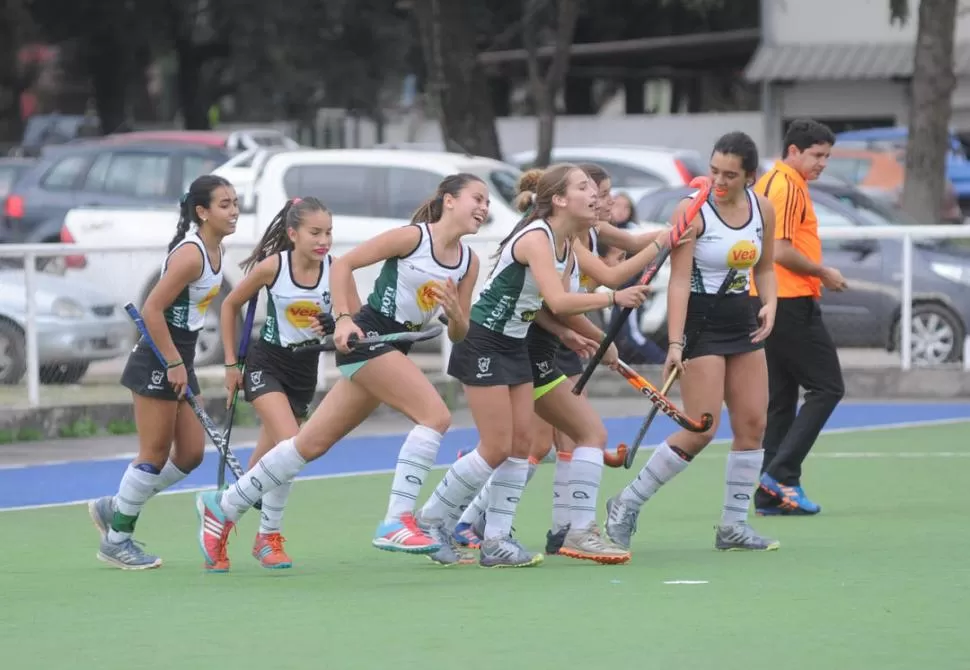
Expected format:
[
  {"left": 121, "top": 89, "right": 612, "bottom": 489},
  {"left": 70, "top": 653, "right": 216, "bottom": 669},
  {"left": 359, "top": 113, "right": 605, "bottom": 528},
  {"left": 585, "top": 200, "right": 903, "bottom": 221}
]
[
  {"left": 0, "top": 141, "right": 230, "bottom": 246},
  {"left": 635, "top": 185, "right": 970, "bottom": 365}
]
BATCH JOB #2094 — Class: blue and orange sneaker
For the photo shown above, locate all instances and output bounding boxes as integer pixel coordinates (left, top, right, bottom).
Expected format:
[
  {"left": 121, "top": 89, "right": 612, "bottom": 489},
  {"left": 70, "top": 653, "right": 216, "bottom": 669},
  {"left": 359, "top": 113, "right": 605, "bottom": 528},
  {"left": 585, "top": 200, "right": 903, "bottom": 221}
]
[
  {"left": 253, "top": 532, "right": 292, "bottom": 569},
  {"left": 372, "top": 512, "right": 441, "bottom": 554},
  {"left": 196, "top": 491, "right": 233, "bottom": 572},
  {"left": 758, "top": 474, "right": 821, "bottom": 515},
  {"left": 453, "top": 522, "right": 483, "bottom": 549}
]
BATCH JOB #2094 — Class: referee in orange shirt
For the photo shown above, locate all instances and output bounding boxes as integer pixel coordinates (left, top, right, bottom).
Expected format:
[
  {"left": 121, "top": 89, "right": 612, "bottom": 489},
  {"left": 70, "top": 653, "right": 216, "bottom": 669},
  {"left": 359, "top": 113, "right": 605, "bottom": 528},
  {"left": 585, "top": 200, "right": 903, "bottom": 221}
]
[{"left": 751, "top": 119, "right": 848, "bottom": 516}]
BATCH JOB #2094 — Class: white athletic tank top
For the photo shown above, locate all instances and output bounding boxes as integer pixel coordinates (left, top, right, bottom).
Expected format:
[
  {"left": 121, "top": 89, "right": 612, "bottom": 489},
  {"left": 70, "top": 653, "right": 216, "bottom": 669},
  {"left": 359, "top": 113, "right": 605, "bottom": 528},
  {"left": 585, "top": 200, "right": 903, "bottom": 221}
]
[
  {"left": 472, "top": 219, "right": 568, "bottom": 339},
  {"left": 260, "top": 251, "right": 333, "bottom": 347},
  {"left": 367, "top": 222, "right": 472, "bottom": 331},
  {"left": 691, "top": 187, "right": 764, "bottom": 295},
  {"left": 162, "top": 231, "right": 223, "bottom": 332}
]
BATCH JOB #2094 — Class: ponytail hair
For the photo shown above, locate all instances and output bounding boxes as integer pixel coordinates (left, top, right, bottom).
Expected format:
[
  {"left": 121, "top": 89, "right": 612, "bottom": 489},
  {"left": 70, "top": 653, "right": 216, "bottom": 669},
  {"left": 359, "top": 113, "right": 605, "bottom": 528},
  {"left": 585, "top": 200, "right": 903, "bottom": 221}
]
[
  {"left": 239, "top": 196, "right": 329, "bottom": 272},
  {"left": 169, "top": 174, "right": 233, "bottom": 252},
  {"left": 410, "top": 172, "right": 485, "bottom": 224},
  {"left": 494, "top": 164, "right": 578, "bottom": 259}
]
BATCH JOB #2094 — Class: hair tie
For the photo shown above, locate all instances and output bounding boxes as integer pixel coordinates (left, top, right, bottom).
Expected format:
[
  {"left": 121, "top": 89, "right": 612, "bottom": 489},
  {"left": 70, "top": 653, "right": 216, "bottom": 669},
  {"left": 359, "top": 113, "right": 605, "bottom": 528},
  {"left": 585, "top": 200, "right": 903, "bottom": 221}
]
[
  {"left": 530, "top": 192, "right": 537, "bottom": 204},
  {"left": 291, "top": 197, "right": 302, "bottom": 205}
]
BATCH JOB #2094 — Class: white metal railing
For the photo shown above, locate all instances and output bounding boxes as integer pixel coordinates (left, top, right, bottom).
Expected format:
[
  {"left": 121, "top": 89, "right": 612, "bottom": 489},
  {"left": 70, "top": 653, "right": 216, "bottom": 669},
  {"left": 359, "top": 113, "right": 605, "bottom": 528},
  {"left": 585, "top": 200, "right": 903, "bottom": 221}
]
[{"left": 1, "top": 224, "right": 969, "bottom": 407}]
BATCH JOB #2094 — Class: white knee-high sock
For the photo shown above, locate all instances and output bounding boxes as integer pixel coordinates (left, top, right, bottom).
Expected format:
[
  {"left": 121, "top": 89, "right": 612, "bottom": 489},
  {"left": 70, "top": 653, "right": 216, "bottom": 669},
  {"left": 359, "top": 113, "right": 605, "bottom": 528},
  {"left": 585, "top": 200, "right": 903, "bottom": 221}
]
[
  {"left": 385, "top": 425, "right": 442, "bottom": 523},
  {"left": 258, "top": 482, "right": 293, "bottom": 534},
  {"left": 484, "top": 457, "right": 529, "bottom": 540},
  {"left": 220, "top": 438, "right": 306, "bottom": 522},
  {"left": 568, "top": 446, "right": 604, "bottom": 529},
  {"left": 619, "top": 441, "right": 691, "bottom": 509},
  {"left": 153, "top": 460, "right": 190, "bottom": 494},
  {"left": 551, "top": 452, "right": 572, "bottom": 532},
  {"left": 108, "top": 463, "right": 162, "bottom": 543},
  {"left": 420, "top": 449, "right": 494, "bottom": 531},
  {"left": 458, "top": 458, "right": 538, "bottom": 531},
  {"left": 721, "top": 449, "right": 763, "bottom": 526}
]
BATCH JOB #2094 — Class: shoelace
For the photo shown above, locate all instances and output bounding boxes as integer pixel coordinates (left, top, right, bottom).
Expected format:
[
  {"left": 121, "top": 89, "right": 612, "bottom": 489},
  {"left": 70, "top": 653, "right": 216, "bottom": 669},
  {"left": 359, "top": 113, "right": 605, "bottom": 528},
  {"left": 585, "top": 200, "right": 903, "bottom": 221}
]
[
  {"left": 213, "top": 524, "right": 235, "bottom": 563},
  {"left": 265, "top": 533, "right": 287, "bottom": 553}
]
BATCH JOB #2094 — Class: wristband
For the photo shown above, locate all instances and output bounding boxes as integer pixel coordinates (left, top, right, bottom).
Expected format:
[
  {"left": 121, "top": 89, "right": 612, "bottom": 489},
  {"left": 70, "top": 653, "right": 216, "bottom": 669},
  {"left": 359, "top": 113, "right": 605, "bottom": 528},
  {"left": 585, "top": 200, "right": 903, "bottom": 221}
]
[
  {"left": 167, "top": 359, "right": 184, "bottom": 370},
  {"left": 652, "top": 239, "right": 663, "bottom": 252},
  {"left": 607, "top": 290, "right": 615, "bottom": 307},
  {"left": 224, "top": 362, "right": 239, "bottom": 368},
  {"left": 335, "top": 313, "right": 352, "bottom": 322}
]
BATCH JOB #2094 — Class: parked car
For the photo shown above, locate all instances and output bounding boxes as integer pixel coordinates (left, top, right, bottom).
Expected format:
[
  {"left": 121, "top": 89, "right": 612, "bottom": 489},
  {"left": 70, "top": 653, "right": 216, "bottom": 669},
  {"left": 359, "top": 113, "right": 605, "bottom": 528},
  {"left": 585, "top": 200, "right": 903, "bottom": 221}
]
[
  {"left": 60, "top": 149, "right": 526, "bottom": 365},
  {"left": 834, "top": 126, "right": 970, "bottom": 214},
  {"left": 0, "top": 141, "right": 230, "bottom": 251},
  {"left": 508, "top": 145, "right": 707, "bottom": 206},
  {"left": 94, "top": 129, "right": 301, "bottom": 154},
  {"left": 634, "top": 185, "right": 970, "bottom": 366},
  {"left": 0, "top": 269, "right": 131, "bottom": 384},
  {"left": 0, "top": 158, "right": 35, "bottom": 199}
]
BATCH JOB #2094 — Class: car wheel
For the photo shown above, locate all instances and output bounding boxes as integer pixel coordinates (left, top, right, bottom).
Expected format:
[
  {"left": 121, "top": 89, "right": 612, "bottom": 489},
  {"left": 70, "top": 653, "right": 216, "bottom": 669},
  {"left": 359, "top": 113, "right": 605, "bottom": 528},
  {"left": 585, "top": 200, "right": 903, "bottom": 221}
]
[
  {"left": 892, "top": 301, "right": 965, "bottom": 366},
  {"left": 0, "top": 319, "right": 27, "bottom": 385},
  {"left": 39, "top": 362, "right": 90, "bottom": 385}
]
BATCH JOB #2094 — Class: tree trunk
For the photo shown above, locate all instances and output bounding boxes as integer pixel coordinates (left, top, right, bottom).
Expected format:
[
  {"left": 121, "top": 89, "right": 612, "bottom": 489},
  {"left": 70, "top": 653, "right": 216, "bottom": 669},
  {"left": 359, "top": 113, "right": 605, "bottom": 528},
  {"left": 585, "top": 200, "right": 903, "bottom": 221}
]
[
  {"left": 901, "top": 0, "right": 957, "bottom": 223},
  {"left": 412, "top": 0, "right": 502, "bottom": 159},
  {"left": 0, "top": 0, "right": 29, "bottom": 144},
  {"left": 86, "top": 32, "right": 128, "bottom": 133},
  {"left": 523, "top": 0, "right": 581, "bottom": 167},
  {"left": 174, "top": 42, "right": 210, "bottom": 130}
]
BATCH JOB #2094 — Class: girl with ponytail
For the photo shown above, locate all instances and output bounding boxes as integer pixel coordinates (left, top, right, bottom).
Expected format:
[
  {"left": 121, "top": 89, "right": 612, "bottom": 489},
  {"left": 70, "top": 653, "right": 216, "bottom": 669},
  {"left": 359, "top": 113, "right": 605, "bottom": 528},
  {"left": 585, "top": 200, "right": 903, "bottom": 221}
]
[
  {"left": 89, "top": 174, "right": 238, "bottom": 571},
  {"left": 213, "top": 196, "right": 338, "bottom": 571}
]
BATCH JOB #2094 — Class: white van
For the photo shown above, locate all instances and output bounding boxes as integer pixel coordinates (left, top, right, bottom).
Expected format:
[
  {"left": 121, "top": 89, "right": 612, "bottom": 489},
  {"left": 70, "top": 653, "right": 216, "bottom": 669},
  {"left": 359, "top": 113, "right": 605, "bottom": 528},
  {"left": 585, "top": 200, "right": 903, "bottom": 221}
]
[{"left": 60, "top": 149, "right": 524, "bottom": 365}]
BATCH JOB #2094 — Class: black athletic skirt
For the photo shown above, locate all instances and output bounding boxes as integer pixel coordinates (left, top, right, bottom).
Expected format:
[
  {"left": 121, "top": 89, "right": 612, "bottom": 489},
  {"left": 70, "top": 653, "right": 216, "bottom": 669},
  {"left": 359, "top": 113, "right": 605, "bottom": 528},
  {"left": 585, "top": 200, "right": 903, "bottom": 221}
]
[
  {"left": 527, "top": 324, "right": 566, "bottom": 386},
  {"left": 555, "top": 347, "right": 584, "bottom": 378},
  {"left": 684, "top": 293, "right": 764, "bottom": 358},
  {"left": 121, "top": 323, "right": 201, "bottom": 401},
  {"left": 334, "top": 305, "right": 415, "bottom": 377},
  {"left": 448, "top": 321, "right": 532, "bottom": 387},
  {"left": 243, "top": 339, "right": 319, "bottom": 419}
]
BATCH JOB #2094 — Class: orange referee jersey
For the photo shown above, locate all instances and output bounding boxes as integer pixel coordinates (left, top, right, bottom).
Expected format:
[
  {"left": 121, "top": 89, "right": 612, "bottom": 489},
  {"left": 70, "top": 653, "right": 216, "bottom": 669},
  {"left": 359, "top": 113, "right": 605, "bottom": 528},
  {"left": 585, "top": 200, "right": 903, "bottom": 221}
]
[{"left": 751, "top": 160, "right": 822, "bottom": 299}]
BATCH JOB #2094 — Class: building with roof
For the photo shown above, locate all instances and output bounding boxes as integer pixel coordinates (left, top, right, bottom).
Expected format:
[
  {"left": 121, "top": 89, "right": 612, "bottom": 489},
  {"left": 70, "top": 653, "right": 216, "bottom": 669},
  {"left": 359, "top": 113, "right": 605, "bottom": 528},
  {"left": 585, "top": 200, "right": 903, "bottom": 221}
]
[{"left": 744, "top": 0, "right": 970, "bottom": 155}]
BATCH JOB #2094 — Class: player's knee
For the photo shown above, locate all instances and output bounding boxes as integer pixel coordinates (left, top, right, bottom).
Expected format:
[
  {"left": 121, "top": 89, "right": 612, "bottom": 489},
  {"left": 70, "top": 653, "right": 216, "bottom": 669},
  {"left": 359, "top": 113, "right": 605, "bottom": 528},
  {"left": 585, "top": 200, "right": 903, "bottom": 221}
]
[
  {"left": 574, "top": 422, "right": 607, "bottom": 450},
  {"left": 420, "top": 405, "right": 451, "bottom": 436}
]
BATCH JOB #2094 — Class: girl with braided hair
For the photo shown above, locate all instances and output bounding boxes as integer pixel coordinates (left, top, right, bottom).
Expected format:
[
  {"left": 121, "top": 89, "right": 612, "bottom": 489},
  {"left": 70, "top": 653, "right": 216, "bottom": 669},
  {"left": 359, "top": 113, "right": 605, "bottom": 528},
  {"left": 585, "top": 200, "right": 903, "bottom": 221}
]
[{"left": 217, "top": 196, "right": 339, "bottom": 570}]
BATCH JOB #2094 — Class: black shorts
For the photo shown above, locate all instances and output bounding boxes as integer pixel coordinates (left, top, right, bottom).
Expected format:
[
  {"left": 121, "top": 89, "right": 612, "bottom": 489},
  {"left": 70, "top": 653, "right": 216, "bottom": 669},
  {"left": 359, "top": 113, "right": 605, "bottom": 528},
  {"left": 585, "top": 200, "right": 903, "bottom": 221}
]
[
  {"left": 243, "top": 339, "right": 318, "bottom": 419},
  {"left": 120, "top": 323, "right": 201, "bottom": 401},
  {"left": 334, "top": 305, "right": 414, "bottom": 378},
  {"left": 448, "top": 321, "right": 532, "bottom": 387},
  {"left": 685, "top": 293, "right": 764, "bottom": 359},
  {"left": 556, "top": 346, "right": 584, "bottom": 377},
  {"left": 527, "top": 324, "right": 566, "bottom": 386}
]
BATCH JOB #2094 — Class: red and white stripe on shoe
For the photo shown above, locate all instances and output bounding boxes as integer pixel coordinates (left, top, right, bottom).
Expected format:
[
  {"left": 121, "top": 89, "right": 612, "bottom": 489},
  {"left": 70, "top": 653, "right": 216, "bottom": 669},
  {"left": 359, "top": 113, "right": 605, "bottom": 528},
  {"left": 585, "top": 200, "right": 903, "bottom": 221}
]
[{"left": 371, "top": 512, "right": 441, "bottom": 554}]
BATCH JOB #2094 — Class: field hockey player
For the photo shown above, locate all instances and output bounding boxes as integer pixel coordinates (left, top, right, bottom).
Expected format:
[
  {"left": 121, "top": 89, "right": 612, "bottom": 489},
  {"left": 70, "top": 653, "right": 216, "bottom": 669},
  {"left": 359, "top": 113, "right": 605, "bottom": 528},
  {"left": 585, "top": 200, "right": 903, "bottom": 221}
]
[
  {"left": 219, "top": 197, "right": 337, "bottom": 570},
  {"left": 88, "top": 175, "right": 238, "bottom": 570}
]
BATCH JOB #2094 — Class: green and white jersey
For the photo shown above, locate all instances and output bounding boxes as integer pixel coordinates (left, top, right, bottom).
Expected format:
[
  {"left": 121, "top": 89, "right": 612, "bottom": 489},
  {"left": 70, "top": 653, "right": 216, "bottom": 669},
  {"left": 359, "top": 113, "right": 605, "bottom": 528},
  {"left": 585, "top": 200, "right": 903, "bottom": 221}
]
[
  {"left": 471, "top": 220, "right": 569, "bottom": 339},
  {"left": 691, "top": 187, "right": 764, "bottom": 295},
  {"left": 163, "top": 232, "right": 223, "bottom": 332},
  {"left": 366, "top": 222, "right": 473, "bottom": 331},
  {"left": 260, "top": 251, "right": 332, "bottom": 347}
]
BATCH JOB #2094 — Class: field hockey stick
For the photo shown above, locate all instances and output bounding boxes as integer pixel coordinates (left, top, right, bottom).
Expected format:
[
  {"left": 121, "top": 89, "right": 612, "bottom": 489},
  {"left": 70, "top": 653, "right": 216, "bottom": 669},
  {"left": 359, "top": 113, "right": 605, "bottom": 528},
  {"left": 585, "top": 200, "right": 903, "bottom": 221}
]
[
  {"left": 219, "top": 298, "right": 258, "bottom": 490},
  {"left": 287, "top": 324, "right": 444, "bottom": 354},
  {"left": 124, "top": 303, "right": 248, "bottom": 485},
  {"left": 613, "top": 360, "right": 714, "bottom": 433},
  {"left": 572, "top": 176, "right": 712, "bottom": 395},
  {"left": 621, "top": 267, "right": 740, "bottom": 469}
]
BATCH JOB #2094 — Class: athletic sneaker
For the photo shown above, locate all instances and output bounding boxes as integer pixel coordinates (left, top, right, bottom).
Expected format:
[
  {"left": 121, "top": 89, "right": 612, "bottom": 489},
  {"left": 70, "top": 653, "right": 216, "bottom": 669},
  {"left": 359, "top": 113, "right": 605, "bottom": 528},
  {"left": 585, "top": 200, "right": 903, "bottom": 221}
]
[
  {"left": 758, "top": 474, "right": 821, "bottom": 514},
  {"left": 196, "top": 491, "right": 233, "bottom": 572},
  {"left": 372, "top": 512, "right": 440, "bottom": 554},
  {"left": 545, "top": 526, "right": 569, "bottom": 555},
  {"left": 558, "top": 522, "right": 632, "bottom": 564},
  {"left": 714, "top": 523, "right": 780, "bottom": 551},
  {"left": 453, "top": 522, "right": 483, "bottom": 550},
  {"left": 88, "top": 496, "right": 114, "bottom": 539},
  {"left": 417, "top": 516, "right": 475, "bottom": 566},
  {"left": 604, "top": 495, "right": 640, "bottom": 550},
  {"left": 252, "top": 533, "right": 292, "bottom": 569},
  {"left": 96, "top": 537, "right": 162, "bottom": 570},
  {"left": 480, "top": 536, "right": 543, "bottom": 568}
]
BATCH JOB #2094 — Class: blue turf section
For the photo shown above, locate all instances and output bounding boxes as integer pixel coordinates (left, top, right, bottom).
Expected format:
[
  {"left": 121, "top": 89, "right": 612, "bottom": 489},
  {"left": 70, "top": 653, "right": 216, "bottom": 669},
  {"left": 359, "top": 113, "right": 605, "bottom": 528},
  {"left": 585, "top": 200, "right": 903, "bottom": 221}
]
[{"left": 0, "top": 402, "right": 966, "bottom": 510}]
